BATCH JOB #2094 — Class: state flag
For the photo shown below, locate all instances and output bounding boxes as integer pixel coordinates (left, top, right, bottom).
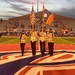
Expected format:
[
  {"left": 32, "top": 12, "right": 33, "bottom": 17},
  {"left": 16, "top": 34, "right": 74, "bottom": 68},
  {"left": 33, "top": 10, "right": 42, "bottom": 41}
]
[{"left": 43, "top": 6, "right": 54, "bottom": 25}]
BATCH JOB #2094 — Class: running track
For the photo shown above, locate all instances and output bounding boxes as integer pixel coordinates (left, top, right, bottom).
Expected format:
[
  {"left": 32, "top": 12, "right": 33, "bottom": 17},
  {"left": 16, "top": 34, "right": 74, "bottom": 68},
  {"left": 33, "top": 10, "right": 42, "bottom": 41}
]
[
  {"left": 0, "top": 44, "right": 75, "bottom": 52},
  {"left": 1, "top": 44, "right": 75, "bottom": 75}
]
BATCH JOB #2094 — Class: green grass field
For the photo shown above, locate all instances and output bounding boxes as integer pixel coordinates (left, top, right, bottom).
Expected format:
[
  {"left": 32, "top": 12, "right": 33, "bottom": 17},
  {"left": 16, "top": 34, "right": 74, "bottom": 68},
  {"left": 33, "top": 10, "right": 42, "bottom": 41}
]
[{"left": 0, "top": 36, "right": 75, "bottom": 45}]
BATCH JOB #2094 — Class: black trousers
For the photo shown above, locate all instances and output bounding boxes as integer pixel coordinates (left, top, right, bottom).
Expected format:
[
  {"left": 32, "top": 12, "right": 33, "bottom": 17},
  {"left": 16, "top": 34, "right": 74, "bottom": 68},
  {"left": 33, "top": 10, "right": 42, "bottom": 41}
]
[
  {"left": 40, "top": 41, "right": 45, "bottom": 55},
  {"left": 0, "top": 33, "right": 1, "bottom": 38},
  {"left": 48, "top": 42, "right": 54, "bottom": 56},
  {"left": 20, "top": 43, "right": 25, "bottom": 56},
  {"left": 31, "top": 41, "right": 36, "bottom": 56}
]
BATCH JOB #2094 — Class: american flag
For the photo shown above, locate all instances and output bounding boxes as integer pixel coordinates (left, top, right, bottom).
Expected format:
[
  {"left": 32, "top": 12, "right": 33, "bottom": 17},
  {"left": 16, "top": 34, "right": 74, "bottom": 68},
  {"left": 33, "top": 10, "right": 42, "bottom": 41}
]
[
  {"left": 42, "top": 5, "right": 54, "bottom": 25},
  {"left": 30, "top": 4, "right": 35, "bottom": 26}
]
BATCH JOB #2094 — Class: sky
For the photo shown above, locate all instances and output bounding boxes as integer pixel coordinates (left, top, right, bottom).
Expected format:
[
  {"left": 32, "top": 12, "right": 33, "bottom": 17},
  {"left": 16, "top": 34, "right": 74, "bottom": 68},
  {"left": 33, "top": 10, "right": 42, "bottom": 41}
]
[{"left": 0, "top": 0, "right": 75, "bottom": 20}]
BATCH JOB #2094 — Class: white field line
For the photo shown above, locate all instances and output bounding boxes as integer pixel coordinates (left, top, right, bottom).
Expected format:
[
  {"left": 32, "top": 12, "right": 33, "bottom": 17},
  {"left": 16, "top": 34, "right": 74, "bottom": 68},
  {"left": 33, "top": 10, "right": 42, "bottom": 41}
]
[
  {"left": 1, "top": 38, "right": 18, "bottom": 44},
  {"left": 58, "top": 38, "right": 75, "bottom": 44}
]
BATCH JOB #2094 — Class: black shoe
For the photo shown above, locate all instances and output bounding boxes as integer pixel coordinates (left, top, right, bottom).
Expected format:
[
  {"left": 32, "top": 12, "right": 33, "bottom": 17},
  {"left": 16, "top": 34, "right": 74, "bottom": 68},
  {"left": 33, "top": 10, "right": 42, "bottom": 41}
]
[
  {"left": 44, "top": 50, "right": 46, "bottom": 52},
  {"left": 50, "top": 54, "right": 53, "bottom": 56},
  {"left": 22, "top": 54, "right": 24, "bottom": 56},
  {"left": 42, "top": 53, "right": 45, "bottom": 56},
  {"left": 32, "top": 54, "right": 36, "bottom": 56}
]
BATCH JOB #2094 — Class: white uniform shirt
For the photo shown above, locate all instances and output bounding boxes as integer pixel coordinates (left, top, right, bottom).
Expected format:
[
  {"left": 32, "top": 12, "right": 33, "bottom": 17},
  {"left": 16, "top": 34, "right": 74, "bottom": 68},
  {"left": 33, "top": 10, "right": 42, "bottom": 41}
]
[
  {"left": 39, "top": 31, "right": 46, "bottom": 42},
  {"left": 30, "top": 31, "right": 38, "bottom": 42},
  {"left": 20, "top": 34, "right": 27, "bottom": 43},
  {"left": 47, "top": 33, "right": 54, "bottom": 42}
]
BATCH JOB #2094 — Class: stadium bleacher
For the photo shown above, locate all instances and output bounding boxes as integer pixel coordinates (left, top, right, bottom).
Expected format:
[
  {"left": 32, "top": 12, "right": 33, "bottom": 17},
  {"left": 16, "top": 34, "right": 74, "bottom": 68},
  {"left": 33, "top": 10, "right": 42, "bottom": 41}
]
[{"left": 0, "top": 12, "right": 75, "bottom": 36}]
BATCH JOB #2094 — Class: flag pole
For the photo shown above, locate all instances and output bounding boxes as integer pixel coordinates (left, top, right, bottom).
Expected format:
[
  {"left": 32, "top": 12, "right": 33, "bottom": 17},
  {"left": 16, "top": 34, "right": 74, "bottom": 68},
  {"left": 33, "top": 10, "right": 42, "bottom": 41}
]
[
  {"left": 32, "top": 3, "right": 34, "bottom": 29},
  {"left": 37, "top": 0, "right": 39, "bottom": 12},
  {"left": 42, "top": 2, "right": 45, "bottom": 29}
]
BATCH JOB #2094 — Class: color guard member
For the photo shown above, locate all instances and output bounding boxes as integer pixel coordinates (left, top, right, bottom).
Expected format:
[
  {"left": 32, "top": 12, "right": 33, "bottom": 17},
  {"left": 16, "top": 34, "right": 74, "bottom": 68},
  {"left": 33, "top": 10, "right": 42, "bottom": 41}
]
[
  {"left": 47, "top": 30, "right": 54, "bottom": 56},
  {"left": 20, "top": 31, "right": 27, "bottom": 56},
  {"left": 39, "top": 29, "right": 46, "bottom": 55},
  {"left": 30, "top": 29, "right": 38, "bottom": 56}
]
